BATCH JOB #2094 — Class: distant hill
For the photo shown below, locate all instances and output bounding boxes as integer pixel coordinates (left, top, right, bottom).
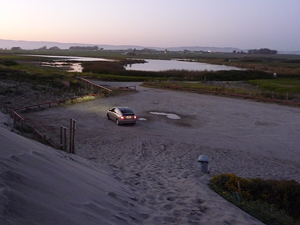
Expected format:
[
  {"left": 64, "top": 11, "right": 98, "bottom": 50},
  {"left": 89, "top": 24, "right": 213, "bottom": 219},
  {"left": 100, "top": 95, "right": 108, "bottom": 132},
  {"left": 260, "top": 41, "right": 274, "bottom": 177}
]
[
  {"left": 0, "top": 39, "right": 145, "bottom": 51},
  {"left": 0, "top": 39, "right": 242, "bottom": 52},
  {"left": 278, "top": 50, "right": 300, "bottom": 55},
  {"left": 0, "top": 38, "right": 299, "bottom": 54},
  {"left": 167, "top": 46, "right": 242, "bottom": 53}
]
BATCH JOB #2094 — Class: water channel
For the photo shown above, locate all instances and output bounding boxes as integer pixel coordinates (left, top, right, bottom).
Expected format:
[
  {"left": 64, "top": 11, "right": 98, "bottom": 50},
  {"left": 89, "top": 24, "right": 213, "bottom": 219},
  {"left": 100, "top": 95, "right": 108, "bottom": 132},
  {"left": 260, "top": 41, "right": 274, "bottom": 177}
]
[
  {"left": 125, "top": 59, "right": 242, "bottom": 72},
  {"left": 29, "top": 55, "right": 242, "bottom": 72},
  {"left": 27, "top": 55, "right": 114, "bottom": 72}
]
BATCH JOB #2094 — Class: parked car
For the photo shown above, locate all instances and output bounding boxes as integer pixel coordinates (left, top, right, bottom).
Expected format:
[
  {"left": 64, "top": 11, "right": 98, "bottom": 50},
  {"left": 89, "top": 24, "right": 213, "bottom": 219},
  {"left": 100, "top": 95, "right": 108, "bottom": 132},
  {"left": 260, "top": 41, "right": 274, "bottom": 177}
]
[{"left": 107, "top": 107, "right": 137, "bottom": 125}]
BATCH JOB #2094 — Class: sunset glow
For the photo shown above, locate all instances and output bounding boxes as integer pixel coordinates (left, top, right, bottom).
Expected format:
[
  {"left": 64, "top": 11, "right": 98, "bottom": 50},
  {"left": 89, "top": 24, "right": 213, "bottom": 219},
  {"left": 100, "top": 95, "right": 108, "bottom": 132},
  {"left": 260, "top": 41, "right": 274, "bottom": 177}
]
[{"left": 1, "top": 0, "right": 300, "bottom": 51}]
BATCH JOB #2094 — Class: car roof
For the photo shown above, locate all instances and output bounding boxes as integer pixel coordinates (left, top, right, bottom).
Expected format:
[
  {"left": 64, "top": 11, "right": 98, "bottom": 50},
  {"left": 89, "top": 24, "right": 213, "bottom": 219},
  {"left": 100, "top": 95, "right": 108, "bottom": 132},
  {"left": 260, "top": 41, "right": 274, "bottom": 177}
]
[
  {"left": 112, "top": 107, "right": 129, "bottom": 110},
  {"left": 110, "top": 107, "right": 133, "bottom": 112}
]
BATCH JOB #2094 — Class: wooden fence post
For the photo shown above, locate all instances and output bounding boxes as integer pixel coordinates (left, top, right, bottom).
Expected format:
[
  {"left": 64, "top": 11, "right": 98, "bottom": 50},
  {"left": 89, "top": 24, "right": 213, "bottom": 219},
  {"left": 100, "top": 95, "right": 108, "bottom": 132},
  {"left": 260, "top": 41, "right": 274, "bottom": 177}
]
[
  {"left": 72, "top": 119, "right": 76, "bottom": 154},
  {"left": 21, "top": 119, "right": 24, "bottom": 133},
  {"left": 69, "top": 119, "right": 76, "bottom": 154},
  {"left": 69, "top": 120, "right": 72, "bottom": 153},
  {"left": 60, "top": 126, "right": 68, "bottom": 151}
]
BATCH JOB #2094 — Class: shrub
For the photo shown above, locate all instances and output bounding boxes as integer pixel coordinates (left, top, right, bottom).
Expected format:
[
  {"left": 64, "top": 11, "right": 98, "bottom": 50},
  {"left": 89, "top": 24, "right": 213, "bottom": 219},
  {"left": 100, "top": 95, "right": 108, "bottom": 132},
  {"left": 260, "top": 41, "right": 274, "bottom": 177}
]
[
  {"left": 0, "top": 59, "right": 19, "bottom": 66},
  {"left": 210, "top": 173, "right": 300, "bottom": 222}
]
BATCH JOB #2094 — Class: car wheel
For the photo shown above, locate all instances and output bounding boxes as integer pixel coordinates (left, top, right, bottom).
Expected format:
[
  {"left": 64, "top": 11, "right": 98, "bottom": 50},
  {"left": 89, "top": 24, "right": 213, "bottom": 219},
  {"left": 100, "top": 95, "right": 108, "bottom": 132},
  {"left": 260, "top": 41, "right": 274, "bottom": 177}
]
[{"left": 116, "top": 119, "right": 120, "bottom": 125}]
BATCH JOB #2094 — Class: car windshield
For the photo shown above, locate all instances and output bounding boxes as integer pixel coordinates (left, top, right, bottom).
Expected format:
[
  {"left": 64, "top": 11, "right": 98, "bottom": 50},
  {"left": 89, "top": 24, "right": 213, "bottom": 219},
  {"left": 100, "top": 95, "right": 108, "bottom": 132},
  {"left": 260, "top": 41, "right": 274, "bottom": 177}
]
[{"left": 120, "top": 108, "right": 133, "bottom": 114}]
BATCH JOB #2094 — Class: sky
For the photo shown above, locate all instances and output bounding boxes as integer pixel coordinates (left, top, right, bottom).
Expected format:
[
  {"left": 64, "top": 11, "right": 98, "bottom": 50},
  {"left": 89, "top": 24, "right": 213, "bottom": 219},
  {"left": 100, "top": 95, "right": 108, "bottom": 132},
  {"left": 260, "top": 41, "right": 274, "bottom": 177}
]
[{"left": 1, "top": 0, "right": 300, "bottom": 51}]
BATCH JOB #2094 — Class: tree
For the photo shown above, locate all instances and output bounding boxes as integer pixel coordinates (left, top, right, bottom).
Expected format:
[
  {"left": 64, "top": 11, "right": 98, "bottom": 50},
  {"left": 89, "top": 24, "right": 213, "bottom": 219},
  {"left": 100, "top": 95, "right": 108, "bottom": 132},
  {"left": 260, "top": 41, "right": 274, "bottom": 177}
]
[
  {"left": 37, "top": 46, "right": 47, "bottom": 50},
  {"left": 248, "top": 48, "right": 277, "bottom": 55},
  {"left": 11, "top": 47, "right": 22, "bottom": 51},
  {"left": 69, "top": 46, "right": 99, "bottom": 51},
  {"left": 49, "top": 46, "right": 61, "bottom": 50}
]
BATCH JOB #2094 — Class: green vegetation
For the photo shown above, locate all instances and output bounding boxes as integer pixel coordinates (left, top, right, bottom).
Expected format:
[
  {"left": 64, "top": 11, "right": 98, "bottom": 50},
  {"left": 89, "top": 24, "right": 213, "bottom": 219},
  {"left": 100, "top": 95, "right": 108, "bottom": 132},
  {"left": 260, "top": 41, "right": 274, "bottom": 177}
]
[
  {"left": 142, "top": 80, "right": 300, "bottom": 104},
  {"left": 142, "top": 81, "right": 254, "bottom": 95},
  {"left": 196, "top": 54, "right": 300, "bottom": 76},
  {"left": 0, "top": 54, "right": 93, "bottom": 107},
  {"left": 1, "top": 51, "right": 300, "bottom": 105},
  {"left": 0, "top": 59, "right": 73, "bottom": 88},
  {"left": 248, "top": 79, "right": 300, "bottom": 93},
  {"left": 2, "top": 47, "right": 300, "bottom": 75},
  {"left": 89, "top": 73, "right": 160, "bottom": 82},
  {"left": 0, "top": 48, "right": 128, "bottom": 60},
  {"left": 210, "top": 173, "right": 300, "bottom": 225}
]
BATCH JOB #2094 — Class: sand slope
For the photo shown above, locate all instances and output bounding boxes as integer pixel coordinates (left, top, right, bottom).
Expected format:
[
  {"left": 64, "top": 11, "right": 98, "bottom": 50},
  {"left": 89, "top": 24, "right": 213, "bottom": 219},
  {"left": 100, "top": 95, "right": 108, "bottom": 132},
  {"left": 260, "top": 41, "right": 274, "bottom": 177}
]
[{"left": 0, "top": 123, "right": 149, "bottom": 225}]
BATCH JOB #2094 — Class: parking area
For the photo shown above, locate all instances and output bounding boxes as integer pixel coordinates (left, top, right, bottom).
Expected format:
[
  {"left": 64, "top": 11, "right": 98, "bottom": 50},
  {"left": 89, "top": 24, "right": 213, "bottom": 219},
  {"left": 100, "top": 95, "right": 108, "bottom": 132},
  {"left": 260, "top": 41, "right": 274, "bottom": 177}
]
[
  {"left": 22, "top": 81, "right": 300, "bottom": 179},
  {"left": 18, "top": 81, "right": 300, "bottom": 223}
]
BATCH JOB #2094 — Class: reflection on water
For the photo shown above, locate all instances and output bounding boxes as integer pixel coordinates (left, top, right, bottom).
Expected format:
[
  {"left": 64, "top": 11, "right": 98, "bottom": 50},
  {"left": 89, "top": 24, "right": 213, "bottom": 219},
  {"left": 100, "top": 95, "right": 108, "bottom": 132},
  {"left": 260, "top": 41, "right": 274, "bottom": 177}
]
[
  {"left": 150, "top": 112, "right": 181, "bottom": 119},
  {"left": 28, "top": 55, "right": 114, "bottom": 72},
  {"left": 41, "top": 62, "right": 83, "bottom": 73},
  {"left": 28, "top": 54, "right": 114, "bottom": 62},
  {"left": 70, "top": 63, "right": 83, "bottom": 72},
  {"left": 125, "top": 59, "right": 242, "bottom": 72},
  {"left": 41, "top": 62, "right": 83, "bottom": 72}
]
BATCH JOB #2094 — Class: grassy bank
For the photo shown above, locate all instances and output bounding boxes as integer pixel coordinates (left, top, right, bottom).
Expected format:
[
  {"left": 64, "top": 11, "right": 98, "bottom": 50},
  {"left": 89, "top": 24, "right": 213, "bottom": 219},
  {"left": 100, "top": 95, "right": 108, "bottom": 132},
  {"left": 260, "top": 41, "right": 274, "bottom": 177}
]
[
  {"left": 2, "top": 52, "right": 300, "bottom": 105},
  {"left": 141, "top": 80, "right": 300, "bottom": 105}
]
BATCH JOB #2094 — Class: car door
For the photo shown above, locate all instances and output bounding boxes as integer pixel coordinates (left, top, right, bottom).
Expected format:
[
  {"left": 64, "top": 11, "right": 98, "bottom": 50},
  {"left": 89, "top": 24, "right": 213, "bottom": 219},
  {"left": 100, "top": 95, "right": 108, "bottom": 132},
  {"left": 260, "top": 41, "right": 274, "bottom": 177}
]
[
  {"left": 114, "top": 108, "right": 121, "bottom": 120},
  {"left": 109, "top": 108, "right": 117, "bottom": 120}
]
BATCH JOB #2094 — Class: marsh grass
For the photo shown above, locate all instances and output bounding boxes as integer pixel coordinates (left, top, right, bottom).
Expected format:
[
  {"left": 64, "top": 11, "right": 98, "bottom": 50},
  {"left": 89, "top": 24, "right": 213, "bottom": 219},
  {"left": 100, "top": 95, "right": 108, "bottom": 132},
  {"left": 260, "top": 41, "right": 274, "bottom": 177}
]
[
  {"left": 162, "top": 53, "right": 300, "bottom": 76},
  {"left": 209, "top": 174, "right": 300, "bottom": 225},
  {"left": 247, "top": 79, "right": 300, "bottom": 93},
  {"left": 89, "top": 73, "right": 162, "bottom": 82},
  {"left": 210, "top": 184, "right": 300, "bottom": 225},
  {"left": 142, "top": 82, "right": 258, "bottom": 97},
  {"left": 2, "top": 52, "right": 300, "bottom": 102},
  {"left": 0, "top": 59, "right": 87, "bottom": 109},
  {"left": 2, "top": 48, "right": 300, "bottom": 75},
  {"left": 0, "top": 54, "right": 78, "bottom": 84},
  {"left": 142, "top": 80, "right": 300, "bottom": 103}
]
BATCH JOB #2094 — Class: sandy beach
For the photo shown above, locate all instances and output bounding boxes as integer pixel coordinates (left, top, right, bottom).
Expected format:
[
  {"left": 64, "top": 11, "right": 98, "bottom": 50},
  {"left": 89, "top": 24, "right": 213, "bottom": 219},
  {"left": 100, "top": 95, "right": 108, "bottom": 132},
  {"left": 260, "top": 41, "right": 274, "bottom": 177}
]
[{"left": 1, "top": 81, "right": 300, "bottom": 224}]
